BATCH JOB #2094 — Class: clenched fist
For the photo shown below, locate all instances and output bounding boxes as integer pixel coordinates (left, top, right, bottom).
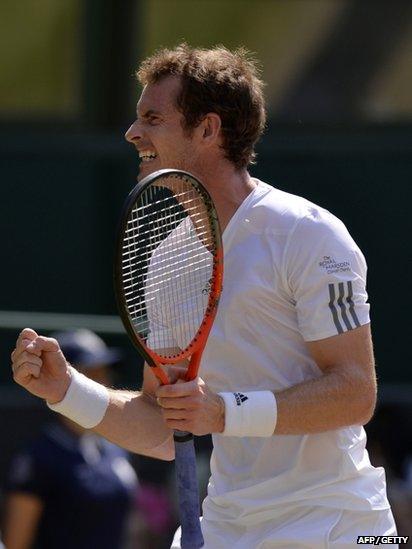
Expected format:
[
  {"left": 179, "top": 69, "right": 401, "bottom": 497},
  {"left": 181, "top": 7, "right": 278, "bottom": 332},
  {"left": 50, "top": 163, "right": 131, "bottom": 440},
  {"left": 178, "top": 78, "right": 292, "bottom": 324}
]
[{"left": 11, "top": 328, "right": 71, "bottom": 404}]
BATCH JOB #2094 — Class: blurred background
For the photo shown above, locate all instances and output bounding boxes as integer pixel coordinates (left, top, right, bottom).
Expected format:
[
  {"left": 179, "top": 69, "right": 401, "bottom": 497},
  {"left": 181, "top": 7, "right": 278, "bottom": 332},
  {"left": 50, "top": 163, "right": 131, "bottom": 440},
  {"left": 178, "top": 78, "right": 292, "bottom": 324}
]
[{"left": 0, "top": 0, "right": 411, "bottom": 546}]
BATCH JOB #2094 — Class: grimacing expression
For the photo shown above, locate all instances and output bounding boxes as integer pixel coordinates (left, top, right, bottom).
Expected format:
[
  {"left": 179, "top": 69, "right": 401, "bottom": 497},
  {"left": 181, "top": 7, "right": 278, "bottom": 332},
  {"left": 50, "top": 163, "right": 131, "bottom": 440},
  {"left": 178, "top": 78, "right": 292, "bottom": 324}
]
[{"left": 125, "top": 76, "right": 202, "bottom": 180}]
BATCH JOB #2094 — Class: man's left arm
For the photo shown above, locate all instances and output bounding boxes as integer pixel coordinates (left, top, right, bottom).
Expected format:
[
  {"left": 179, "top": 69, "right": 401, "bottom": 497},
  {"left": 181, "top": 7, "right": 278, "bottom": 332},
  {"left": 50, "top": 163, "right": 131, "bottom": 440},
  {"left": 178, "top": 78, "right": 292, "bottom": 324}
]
[
  {"left": 274, "top": 323, "right": 376, "bottom": 434},
  {"left": 156, "top": 211, "right": 377, "bottom": 436},
  {"left": 155, "top": 324, "right": 376, "bottom": 435},
  {"left": 273, "top": 209, "right": 377, "bottom": 434}
]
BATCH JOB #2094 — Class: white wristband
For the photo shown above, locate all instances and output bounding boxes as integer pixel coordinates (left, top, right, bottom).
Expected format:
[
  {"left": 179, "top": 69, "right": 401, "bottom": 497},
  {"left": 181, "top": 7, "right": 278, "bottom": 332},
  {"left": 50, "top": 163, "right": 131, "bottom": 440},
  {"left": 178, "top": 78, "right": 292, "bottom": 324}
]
[
  {"left": 47, "top": 367, "right": 109, "bottom": 429},
  {"left": 218, "top": 391, "right": 277, "bottom": 437}
]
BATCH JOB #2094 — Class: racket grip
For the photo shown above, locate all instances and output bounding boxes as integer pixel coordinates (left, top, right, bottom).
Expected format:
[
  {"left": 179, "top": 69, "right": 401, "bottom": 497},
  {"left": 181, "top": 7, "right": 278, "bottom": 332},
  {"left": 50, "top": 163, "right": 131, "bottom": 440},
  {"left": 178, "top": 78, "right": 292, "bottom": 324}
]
[{"left": 173, "top": 432, "right": 204, "bottom": 548}]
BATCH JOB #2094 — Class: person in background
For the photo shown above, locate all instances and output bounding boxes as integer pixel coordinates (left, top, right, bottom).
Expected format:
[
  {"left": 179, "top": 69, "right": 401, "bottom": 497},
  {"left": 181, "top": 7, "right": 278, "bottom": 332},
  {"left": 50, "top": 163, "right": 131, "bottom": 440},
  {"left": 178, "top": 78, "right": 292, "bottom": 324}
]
[{"left": 3, "top": 329, "right": 138, "bottom": 549}]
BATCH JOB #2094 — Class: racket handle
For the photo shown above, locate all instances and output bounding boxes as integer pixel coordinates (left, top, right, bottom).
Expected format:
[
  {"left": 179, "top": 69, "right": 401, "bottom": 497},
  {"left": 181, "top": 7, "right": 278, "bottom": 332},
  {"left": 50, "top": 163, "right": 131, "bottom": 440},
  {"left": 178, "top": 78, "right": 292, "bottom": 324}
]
[{"left": 173, "top": 432, "right": 204, "bottom": 548}]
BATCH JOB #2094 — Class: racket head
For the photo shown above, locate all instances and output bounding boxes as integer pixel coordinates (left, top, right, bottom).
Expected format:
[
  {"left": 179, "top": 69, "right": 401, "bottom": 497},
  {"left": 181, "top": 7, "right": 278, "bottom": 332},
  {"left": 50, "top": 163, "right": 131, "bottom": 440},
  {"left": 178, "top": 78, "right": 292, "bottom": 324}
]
[{"left": 114, "top": 169, "right": 223, "bottom": 384}]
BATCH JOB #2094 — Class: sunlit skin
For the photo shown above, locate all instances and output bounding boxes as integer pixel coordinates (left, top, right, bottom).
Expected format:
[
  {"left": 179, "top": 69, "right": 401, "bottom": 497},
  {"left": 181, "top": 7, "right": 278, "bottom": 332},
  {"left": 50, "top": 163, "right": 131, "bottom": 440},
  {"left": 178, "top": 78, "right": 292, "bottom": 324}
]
[
  {"left": 124, "top": 75, "right": 256, "bottom": 232},
  {"left": 125, "top": 77, "right": 202, "bottom": 180}
]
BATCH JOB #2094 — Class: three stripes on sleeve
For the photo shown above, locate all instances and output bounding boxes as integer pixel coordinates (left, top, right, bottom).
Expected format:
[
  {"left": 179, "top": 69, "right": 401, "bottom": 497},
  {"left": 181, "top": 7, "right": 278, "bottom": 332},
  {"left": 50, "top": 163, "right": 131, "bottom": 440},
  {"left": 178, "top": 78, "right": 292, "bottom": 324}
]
[{"left": 328, "top": 281, "right": 361, "bottom": 334}]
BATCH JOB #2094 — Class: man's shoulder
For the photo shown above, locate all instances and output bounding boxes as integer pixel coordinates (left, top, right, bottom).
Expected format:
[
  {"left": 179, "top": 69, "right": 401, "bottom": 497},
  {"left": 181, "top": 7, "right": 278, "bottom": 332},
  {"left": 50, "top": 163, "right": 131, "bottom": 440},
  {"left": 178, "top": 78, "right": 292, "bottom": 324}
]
[{"left": 251, "top": 179, "right": 338, "bottom": 234}]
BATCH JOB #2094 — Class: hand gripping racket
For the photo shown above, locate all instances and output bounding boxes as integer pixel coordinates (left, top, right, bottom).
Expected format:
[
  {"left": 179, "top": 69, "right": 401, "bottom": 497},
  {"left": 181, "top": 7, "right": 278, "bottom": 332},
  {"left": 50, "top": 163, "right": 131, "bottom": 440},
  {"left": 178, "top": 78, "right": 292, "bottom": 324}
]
[{"left": 114, "top": 169, "right": 223, "bottom": 548}]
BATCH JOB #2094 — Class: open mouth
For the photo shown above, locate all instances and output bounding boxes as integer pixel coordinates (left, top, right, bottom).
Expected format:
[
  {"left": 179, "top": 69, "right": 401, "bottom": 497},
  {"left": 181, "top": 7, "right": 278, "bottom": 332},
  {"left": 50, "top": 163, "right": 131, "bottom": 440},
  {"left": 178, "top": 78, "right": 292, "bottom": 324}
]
[{"left": 139, "top": 150, "right": 157, "bottom": 163}]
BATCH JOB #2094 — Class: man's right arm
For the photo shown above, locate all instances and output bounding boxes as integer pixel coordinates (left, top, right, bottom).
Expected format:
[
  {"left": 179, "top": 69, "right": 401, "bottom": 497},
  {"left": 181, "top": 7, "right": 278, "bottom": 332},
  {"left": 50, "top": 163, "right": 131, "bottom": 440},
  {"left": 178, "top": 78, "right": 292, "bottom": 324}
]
[
  {"left": 95, "top": 366, "right": 174, "bottom": 460},
  {"left": 11, "top": 329, "right": 174, "bottom": 461}
]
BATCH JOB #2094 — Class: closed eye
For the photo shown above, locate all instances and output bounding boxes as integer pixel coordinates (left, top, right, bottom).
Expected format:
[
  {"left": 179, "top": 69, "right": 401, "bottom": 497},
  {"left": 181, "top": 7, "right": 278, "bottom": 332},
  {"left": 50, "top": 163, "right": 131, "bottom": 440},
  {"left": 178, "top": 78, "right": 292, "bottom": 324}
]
[{"left": 136, "top": 109, "right": 163, "bottom": 126}]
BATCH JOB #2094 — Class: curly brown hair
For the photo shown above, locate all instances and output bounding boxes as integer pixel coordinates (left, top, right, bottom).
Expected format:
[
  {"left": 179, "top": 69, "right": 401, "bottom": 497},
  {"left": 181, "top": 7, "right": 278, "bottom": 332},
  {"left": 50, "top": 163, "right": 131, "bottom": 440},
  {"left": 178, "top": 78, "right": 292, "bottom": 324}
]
[{"left": 136, "top": 44, "right": 266, "bottom": 170}]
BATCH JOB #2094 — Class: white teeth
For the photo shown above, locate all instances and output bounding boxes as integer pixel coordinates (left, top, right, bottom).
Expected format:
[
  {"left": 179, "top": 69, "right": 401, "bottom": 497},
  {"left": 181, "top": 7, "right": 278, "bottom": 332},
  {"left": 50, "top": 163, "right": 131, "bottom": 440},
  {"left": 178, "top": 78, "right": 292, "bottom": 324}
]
[{"left": 139, "top": 150, "right": 157, "bottom": 161}]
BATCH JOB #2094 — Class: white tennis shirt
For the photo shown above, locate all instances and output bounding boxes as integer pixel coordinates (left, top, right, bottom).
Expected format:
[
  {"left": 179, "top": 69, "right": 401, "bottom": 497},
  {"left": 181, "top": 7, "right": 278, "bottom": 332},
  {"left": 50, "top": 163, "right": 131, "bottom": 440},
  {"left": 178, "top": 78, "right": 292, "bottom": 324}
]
[{"left": 197, "top": 180, "right": 390, "bottom": 530}]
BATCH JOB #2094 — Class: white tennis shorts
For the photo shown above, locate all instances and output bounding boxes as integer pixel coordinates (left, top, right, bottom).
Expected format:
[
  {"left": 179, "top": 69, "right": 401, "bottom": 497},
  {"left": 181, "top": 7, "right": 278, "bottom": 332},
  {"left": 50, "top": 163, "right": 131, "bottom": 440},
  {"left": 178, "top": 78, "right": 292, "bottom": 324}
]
[{"left": 170, "top": 506, "right": 397, "bottom": 548}]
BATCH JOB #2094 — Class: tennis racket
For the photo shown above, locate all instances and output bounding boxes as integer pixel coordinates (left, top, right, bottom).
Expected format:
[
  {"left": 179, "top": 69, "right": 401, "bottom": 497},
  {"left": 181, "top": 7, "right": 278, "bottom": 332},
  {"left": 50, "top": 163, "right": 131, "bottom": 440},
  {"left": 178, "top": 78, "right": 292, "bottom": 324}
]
[{"left": 114, "top": 169, "right": 223, "bottom": 549}]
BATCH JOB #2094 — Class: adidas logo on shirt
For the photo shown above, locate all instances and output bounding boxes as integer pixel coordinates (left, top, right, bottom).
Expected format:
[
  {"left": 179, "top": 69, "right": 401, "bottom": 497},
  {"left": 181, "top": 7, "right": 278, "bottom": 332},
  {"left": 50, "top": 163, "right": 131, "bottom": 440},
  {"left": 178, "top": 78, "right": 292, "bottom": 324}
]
[{"left": 234, "top": 392, "right": 248, "bottom": 406}]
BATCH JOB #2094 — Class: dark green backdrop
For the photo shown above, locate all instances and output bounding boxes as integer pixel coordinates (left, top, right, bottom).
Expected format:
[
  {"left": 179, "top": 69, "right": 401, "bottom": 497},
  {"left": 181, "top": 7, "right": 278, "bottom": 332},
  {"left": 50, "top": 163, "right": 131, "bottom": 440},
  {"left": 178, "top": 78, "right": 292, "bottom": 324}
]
[{"left": 1, "top": 126, "right": 411, "bottom": 385}]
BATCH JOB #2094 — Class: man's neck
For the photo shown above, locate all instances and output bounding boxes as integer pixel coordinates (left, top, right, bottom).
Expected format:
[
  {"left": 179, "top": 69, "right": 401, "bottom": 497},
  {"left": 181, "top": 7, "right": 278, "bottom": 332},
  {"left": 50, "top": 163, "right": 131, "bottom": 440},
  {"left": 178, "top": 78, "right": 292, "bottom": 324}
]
[{"left": 199, "top": 164, "right": 256, "bottom": 232}]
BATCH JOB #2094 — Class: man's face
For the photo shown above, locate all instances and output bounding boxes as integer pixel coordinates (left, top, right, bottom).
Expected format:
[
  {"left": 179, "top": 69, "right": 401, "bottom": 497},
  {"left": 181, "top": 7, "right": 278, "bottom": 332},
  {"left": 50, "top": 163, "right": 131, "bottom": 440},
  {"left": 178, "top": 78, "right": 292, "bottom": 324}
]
[{"left": 125, "top": 76, "right": 200, "bottom": 180}]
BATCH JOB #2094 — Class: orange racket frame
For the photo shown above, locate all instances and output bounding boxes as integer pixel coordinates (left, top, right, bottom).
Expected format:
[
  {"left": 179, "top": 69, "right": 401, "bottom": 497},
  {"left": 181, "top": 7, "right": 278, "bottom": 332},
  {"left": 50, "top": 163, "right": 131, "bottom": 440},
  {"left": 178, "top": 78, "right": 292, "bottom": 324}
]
[{"left": 114, "top": 168, "right": 223, "bottom": 385}]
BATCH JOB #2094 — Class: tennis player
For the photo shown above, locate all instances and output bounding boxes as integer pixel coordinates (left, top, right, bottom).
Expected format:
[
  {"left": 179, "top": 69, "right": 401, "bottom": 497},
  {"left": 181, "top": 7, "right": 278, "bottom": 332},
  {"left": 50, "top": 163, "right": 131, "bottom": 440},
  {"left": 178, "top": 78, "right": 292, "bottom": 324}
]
[{"left": 11, "top": 44, "right": 397, "bottom": 547}]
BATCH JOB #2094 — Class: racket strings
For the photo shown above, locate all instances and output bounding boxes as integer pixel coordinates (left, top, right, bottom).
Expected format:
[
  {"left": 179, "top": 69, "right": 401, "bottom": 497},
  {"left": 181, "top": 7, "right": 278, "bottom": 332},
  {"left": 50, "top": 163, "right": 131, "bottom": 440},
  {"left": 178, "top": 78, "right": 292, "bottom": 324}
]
[
  {"left": 130, "top": 187, "right": 203, "bottom": 215},
  {"left": 121, "top": 176, "right": 218, "bottom": 355},
  {"left": 127, "top": 201, "right": 208, "bottom": 227},
  {"left": 123, "top": 254, "right": 212, "bottom": 292},
  {"left": 122, "top": 228, "right": 213, "bottom": 264}
]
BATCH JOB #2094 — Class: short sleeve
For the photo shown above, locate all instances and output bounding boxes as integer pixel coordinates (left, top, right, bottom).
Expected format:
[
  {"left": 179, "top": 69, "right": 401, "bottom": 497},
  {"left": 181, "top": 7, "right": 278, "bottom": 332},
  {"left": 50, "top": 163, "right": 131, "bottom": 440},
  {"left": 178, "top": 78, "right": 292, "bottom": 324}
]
[
  {"left": 284, "top": 208, "right": 370, "bottom": 341},
  {"left": 5, "top": 449, "right": 48, "bottom": 498}
]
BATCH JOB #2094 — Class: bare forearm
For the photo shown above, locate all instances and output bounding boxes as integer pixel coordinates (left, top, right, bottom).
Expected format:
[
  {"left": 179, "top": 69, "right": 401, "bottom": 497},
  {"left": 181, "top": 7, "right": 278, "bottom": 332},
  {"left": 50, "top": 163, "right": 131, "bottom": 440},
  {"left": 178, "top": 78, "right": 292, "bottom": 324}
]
[
  {"left": 94, "top": 389, "right": 174, "bottom": 460},
  {"left": 10, "top": 331, "right": 174, "bottom": 459},
  {"left": 274, "top": 366, "right": 376, "bottom": 435}
]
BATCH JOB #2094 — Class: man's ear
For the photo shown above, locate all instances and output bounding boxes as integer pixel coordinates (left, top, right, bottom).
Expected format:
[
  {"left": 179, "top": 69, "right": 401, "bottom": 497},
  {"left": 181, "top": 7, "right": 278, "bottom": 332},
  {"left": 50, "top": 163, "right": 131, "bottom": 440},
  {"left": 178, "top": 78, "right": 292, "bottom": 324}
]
[{"left": 200, "top": 113, "right": 222, "bottom": 144}]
